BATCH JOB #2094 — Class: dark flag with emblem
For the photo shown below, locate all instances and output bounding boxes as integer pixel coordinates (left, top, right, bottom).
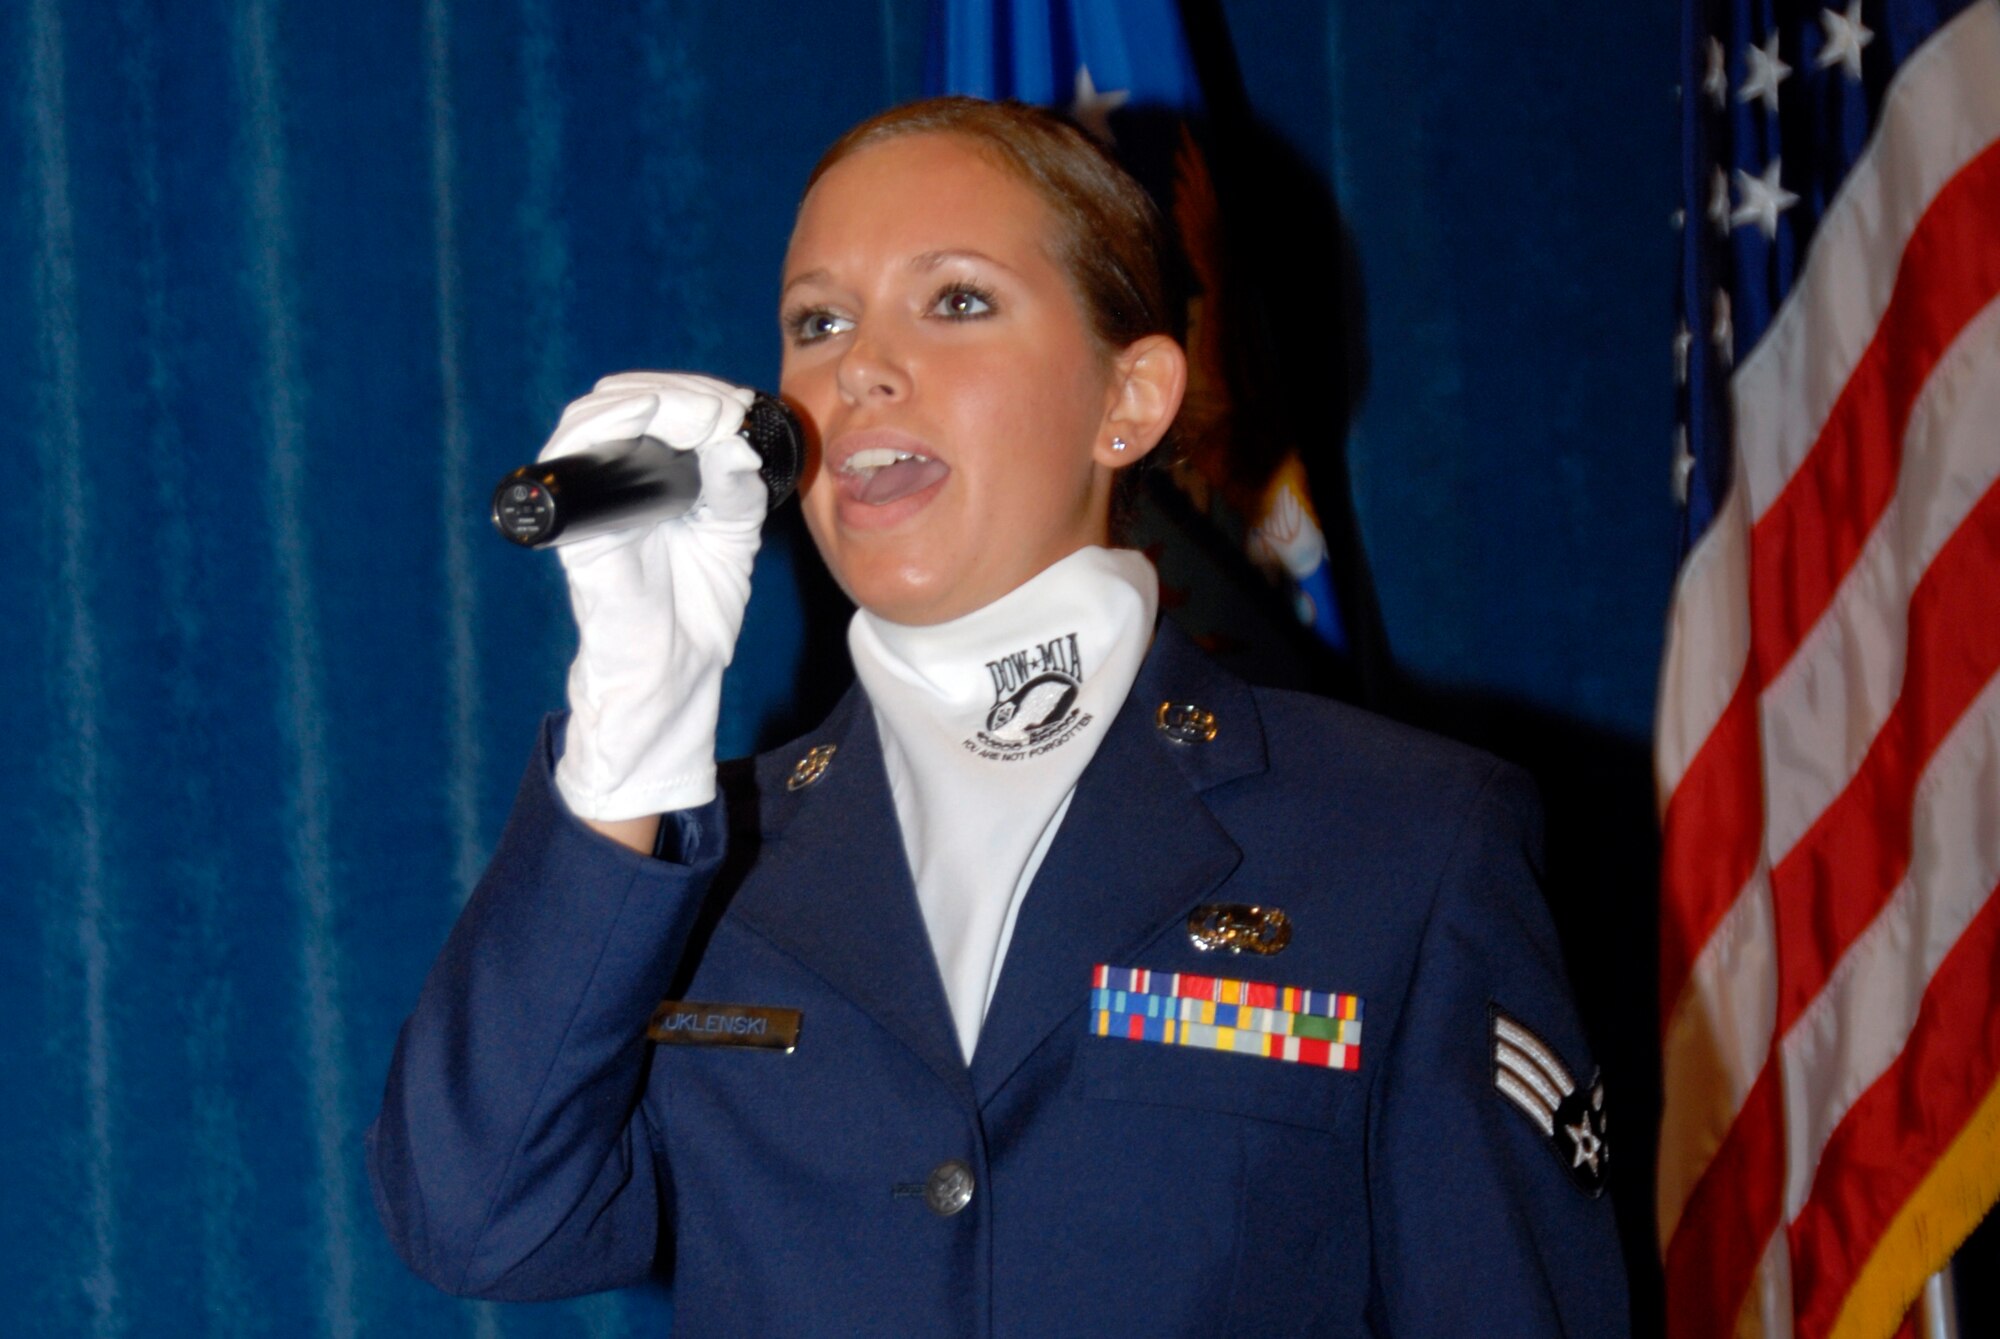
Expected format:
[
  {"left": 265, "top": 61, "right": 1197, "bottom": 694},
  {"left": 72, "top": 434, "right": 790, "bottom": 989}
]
[
  {"left": 924, "top": 0, "right": 1378, "bottom": 700},
  {"left": 1657, "top": 1, "right": 2000, "bottom": 1335}
]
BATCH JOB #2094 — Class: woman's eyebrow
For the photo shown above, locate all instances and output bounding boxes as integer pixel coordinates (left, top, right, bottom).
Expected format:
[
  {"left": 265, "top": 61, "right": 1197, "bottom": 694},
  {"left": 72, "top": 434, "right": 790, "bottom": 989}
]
[
  {"left": 911, "top": 248, "right": 1020, "bottom": 277},
  {"left": 780, "top": 249, "right": 1024, "bottom": 297},
  {"left": 779, "top": 268, "right": 831, "bottom": 297}
]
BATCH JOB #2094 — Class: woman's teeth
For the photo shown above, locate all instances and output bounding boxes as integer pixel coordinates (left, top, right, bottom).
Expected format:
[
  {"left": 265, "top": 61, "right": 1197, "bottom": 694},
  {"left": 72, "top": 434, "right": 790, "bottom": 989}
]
[{"left": 842, "top": 447, "right": 933, "bottom": 474}]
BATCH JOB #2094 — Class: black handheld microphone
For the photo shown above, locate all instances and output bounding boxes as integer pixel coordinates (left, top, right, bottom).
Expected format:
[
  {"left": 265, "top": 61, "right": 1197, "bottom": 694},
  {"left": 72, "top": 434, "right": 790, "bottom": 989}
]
[{"left": 490, "top": 392, "right": 805, "bottom": 549}]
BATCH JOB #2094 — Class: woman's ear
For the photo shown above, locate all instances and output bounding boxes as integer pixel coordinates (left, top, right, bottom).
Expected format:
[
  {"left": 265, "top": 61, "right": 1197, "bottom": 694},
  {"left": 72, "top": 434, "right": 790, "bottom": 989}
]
[{"left": 1094, "top": 334, "right": 1188, "bottom": 468}]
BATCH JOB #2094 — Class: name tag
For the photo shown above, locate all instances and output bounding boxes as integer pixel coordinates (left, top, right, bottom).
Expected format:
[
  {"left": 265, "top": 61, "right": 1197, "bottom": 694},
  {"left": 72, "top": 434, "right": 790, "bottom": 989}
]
[{"left": 647, "top": 1001, "right": 801, "bottom": 1052}]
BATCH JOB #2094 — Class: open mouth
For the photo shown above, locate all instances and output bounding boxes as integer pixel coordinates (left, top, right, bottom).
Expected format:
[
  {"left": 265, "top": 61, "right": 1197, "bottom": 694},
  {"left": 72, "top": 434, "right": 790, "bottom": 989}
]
[{"left": 839, "top": 446, "right": 951, "bottom": 506}]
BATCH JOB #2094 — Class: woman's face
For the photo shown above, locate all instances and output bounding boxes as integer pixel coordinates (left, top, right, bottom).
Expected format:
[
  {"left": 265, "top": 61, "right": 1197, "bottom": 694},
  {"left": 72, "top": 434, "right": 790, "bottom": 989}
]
[{"left": 780, "top": 133, "right": 1126, "bottom": 626}]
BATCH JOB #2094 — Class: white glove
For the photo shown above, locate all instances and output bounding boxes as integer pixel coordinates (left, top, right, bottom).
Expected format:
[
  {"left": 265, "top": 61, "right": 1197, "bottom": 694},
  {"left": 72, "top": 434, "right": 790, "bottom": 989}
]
[{"left": 544, "top": 372, "right": 767, "bottom": 821}]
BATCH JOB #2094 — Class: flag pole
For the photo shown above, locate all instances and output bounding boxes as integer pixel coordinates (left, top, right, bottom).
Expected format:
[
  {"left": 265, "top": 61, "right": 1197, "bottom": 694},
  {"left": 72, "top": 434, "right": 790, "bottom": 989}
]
[{"left": 1918, "top": 1262, "right": 1960, "bottom": 1339}]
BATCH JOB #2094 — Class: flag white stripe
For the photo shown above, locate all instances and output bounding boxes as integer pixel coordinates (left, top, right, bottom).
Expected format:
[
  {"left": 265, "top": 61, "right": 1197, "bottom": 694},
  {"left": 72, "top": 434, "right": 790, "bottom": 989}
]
[
  {"left": 1656, "top": 864, "right": 1776, "bottom": 1246},
  {"left": 1779, "top": 670, "right": 2000, "bottom": 1217},
  {"left": 1759, "top": 299, "right": 2000, "bottom": 862},
  {"left": 1655, "top": 2, "right": 2000, "bottom": 801},
  {"left": 1656, "top": 477, "right": 1751, "bottom": 811},
  {"left": 1737, "top": 1, "right": 2000, "bottom": 521},
  {"left": 1735, "top": 1229, "right": 1794, "bottom": 1339}
]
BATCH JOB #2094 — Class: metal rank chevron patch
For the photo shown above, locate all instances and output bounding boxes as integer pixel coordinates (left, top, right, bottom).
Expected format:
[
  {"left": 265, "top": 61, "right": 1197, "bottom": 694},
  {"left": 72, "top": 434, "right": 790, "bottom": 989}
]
[
  {"left": 1089, "top": 964, "right": 1363, "bottom": 1070},
  {"left": 1491, "top": 1006, "right": 1608, "bottom": 1197}
]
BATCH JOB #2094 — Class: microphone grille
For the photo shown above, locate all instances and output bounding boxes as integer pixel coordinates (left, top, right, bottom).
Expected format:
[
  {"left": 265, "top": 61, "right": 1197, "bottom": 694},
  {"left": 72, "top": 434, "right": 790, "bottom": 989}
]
[{"left": 742, "top": 394, "right": 804, "bottom": 506}]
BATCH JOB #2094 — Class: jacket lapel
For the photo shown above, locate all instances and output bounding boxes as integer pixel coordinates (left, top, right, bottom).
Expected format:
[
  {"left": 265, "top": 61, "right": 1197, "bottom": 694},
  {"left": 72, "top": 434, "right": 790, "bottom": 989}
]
[
  {"left": 969, "top": 622, "right": 1267, "bottom": 1105},
  {"left": 727, "top": 692, "right": 976, "bottom": 1107}
]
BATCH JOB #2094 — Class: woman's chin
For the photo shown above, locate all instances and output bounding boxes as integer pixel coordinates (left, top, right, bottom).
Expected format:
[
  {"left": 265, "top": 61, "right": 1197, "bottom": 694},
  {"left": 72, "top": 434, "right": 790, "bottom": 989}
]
[
  {"left": 839, "top": 558, "right": 981, "bottom": 627},
  {"left": 827, "top": 535, "right": 1100, "bottom": 626},
  {"left": 809, "top": 503, "right": 969, "bottom": 625}
]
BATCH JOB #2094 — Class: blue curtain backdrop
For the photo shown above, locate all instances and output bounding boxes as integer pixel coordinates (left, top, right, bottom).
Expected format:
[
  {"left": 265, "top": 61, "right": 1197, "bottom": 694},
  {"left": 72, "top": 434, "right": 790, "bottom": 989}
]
[{"left": 3, "top": 1, "right": 1676, "bottom": 1334}]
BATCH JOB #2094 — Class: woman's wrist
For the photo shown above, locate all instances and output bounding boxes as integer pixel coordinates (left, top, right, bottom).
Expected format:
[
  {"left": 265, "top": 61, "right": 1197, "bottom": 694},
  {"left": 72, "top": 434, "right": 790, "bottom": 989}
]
[{"left": 581, "top": 813, "right": 663, "bottom": 855}]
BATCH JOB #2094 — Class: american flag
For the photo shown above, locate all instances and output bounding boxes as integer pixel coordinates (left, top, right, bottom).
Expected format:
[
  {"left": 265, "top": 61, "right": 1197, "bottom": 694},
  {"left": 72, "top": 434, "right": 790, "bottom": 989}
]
[{"left": 1658, "top": 0, "right": 2000, "bottom": 1335}]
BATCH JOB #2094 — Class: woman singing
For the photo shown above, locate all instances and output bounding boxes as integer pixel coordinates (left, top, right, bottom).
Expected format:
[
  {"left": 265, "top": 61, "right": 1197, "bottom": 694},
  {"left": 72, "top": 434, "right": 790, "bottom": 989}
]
[{"left": 370, "top": 97, "right": 1629, "bottom": 1337}]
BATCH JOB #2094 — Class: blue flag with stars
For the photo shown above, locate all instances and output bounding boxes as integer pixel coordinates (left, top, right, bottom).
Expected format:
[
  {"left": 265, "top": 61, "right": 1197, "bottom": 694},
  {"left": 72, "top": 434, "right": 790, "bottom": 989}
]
[{"left": 925, "top": 0, "right": 1200, "bottom": 113}]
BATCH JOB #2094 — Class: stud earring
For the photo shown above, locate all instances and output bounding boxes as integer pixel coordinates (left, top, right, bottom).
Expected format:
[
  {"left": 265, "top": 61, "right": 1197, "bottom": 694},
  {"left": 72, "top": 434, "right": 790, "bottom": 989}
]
[{"left": 1111, "top": 436, "right": 1129, "bottom": 453}]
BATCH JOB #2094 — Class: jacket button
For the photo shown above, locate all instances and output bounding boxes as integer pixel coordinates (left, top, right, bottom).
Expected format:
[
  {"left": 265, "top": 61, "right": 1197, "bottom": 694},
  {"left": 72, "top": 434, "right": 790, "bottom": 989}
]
[{"left": 924, "top": 1160, "right": 975, "bottom": 1217}]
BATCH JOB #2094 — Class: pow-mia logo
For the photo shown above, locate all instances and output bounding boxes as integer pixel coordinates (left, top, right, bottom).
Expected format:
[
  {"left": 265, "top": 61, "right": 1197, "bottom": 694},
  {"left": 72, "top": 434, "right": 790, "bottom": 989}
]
[
  {"left": 1490, "top": 1006, "right": 1608, "bottom": 1196},
  {"left": 963, "top": 632, "right": 1094, "bottom": 761}
]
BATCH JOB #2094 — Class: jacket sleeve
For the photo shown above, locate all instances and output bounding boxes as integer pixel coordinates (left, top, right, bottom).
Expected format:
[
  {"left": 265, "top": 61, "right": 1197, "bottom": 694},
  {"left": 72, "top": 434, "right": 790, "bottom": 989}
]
[
  {"left": 1365, "top": 761, "right": 1631, "bottom": 1338},
  {"left": 367, "top": 716, "right": 726, "bottom": 1301}
]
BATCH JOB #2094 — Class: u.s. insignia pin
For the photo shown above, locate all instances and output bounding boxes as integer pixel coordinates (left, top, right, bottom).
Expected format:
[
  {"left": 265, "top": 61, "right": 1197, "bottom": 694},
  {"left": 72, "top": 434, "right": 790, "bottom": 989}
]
[{"left": 1187, "top": 903, "right": 1292, "bottom": 955}]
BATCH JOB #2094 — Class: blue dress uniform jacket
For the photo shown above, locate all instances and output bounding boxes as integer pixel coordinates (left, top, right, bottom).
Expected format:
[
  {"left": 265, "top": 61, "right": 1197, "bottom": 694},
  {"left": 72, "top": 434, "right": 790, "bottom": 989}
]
[{"left": 369, "top": 622, "right": 1631, "bottom": 1337}]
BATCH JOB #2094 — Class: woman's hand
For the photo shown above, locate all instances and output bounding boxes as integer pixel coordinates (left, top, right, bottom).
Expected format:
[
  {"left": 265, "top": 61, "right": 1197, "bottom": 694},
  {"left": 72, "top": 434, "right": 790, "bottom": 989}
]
[{"left": 543, "top": 373, "right": 768, "bottom": 839}]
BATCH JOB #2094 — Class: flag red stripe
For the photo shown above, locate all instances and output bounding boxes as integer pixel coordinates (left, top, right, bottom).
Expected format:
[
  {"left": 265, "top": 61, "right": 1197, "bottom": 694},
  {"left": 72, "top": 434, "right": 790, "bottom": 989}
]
[
  {"left": 1748, "top": 140, "right": 2000, "bottom": 685},
  {"left": 1770, "top": 476, "right": 2000, "bottom": 1034},
  {"left": 1662, "top": 1061, "right": 1786, "bottom": 1338},
  {"left": 1659, "top": 675, "right": 1764, "bottom": 1023},
  {"left": 1787, "top": 878, "right": 2000, "bottom": 1337}
]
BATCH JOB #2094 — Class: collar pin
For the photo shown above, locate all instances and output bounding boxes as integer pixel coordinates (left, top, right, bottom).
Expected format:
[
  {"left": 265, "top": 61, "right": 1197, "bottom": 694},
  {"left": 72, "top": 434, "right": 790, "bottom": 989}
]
[
  {"left": 787, "top": 744, "right": 837, "bottom": 791},
  {"left": 1156, "top": 701, "right": 1218, "bottom": 744}
]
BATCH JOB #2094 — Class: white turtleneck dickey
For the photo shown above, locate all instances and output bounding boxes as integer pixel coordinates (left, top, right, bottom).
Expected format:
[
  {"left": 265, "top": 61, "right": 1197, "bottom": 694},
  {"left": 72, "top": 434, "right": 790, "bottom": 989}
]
[{"left": 848, "top": 546, "right": 1159, "bottom": 1064}]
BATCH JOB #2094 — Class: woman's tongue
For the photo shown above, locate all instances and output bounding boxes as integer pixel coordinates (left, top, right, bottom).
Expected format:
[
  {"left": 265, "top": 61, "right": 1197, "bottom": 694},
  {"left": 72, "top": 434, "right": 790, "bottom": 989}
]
[{"left": 852, "top": 455, "right": 950, "bottom": 505}]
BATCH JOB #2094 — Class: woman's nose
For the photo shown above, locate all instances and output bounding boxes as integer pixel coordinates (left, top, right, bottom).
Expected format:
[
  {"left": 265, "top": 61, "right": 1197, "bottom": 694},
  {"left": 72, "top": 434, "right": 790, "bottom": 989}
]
[{"left": 834, "top": 325, "right": 910, "bottom": 405}]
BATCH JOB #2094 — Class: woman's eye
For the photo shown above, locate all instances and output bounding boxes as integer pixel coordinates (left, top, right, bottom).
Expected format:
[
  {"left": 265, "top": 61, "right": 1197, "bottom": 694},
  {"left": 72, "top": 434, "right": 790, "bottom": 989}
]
[
  {"left": 786, "top": 308, "right": 854, "bottom": 344},
  {"left": 931, "top": 285, "right": 995, "bottom": 319}
]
